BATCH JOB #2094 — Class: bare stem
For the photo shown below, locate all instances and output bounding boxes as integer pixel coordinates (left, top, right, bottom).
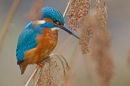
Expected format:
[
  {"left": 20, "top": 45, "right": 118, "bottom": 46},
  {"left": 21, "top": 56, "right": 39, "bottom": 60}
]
[
  {"left": 63, "top": 0, "right": 72, "bottom": 17},
  {"left": 25, "top": 67, "right": 40, "bottom": 86}
]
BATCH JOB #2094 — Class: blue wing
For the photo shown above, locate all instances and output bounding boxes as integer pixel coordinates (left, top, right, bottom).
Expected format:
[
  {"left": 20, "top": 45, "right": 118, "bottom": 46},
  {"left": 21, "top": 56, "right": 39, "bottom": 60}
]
[
  {"left": 16, "top": 22, "right": 42, "bottom": 64},
  {"left": 16, "top": 22, "right": 55, "bottom": 64}
]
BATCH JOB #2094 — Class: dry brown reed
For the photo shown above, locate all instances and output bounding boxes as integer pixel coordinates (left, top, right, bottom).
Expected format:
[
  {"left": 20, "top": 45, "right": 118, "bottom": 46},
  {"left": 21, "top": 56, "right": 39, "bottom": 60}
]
[
  {"left": 79, "top": 16, "right": 94, "bottom": 54},
  {"left": 36, "top": 54, "right": 74, "bottom": 86},
  {"left": 89, "top": 1, "right": 115, "bottom": 86},
  {"left": 68, "top": 0, "right": 115, "bottom": 85},
  {"left": 24, "top": 0, "right": 43, "bottom": 21},
  {"left": 78, "top": 0, "right": 109, "bottom": 54},
  {"left": 67, "top": 0, "right": 91, "bottom": 54},
  {"left": 67, "top": 0, "right": 90, "bottom": 31},
  {"left": 38, "top": 68, "right": 58, "bottom": 86},
  {"left": 91, "top": 30, "right": 114, "bottom": 86},
  {"left": 59, "top": 68, "right": 74, "bottom": 86}
]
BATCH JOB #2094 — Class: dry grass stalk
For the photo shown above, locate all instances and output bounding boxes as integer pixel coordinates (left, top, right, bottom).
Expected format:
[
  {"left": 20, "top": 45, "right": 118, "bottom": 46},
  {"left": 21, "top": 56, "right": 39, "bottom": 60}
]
[
  {"left": 91, "top": 30, "right": 114, "bottom": 86},
  {"left": 95, "top": 0, "right": 108, "bottom": 30},
  {"left": 67, "top": 0, "right": 115, "bottom": 85},
  {"left": 24, "top": 0, "right": 43, "bottom": 21},
  {"left": 67, "top": 0, "right": 91, "bottom": 54},
  {"left": 38, "top": 58, "right": 60, "bottom": 86},
  {"left": 90, "top": 1, "right": 115, "bottom": 86},
  {"left": 79, "top": 16, "right": 94, "bottom": 54},
  {"left": 59, "top": 68, "right": 74, "bottom": 86},
  {"left": 36, "top": 54, "right": 73, "bottom": 86},
  {"left": 38, "top": 69, "right": 58, "bottom": 86},
  {"left": 67, "top": 0, "right": 90, "bottom": 31}
]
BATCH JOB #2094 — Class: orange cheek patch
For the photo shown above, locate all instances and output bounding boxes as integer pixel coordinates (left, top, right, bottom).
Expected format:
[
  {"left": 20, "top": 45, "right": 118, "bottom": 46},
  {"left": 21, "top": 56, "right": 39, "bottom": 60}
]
[{"left": 44, "top": 18, "right": 53, "bottom": 22}]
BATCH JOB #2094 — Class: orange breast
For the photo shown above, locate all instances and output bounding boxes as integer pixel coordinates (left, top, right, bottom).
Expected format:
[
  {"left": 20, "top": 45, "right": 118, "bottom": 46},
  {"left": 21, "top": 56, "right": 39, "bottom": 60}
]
[{"left": 24, "top": 28, "right": 58, "bottom": 64}]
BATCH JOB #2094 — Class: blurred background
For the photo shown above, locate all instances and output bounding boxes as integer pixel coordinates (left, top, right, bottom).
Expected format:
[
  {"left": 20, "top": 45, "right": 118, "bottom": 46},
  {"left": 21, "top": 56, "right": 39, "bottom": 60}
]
[{"left": 0, "top": 0, "right": 130, "bottom": 86}]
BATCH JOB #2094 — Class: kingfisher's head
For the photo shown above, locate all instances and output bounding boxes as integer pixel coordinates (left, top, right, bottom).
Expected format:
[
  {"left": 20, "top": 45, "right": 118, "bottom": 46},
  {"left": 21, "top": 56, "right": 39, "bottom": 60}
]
[
  {"left": 33, "top": 6, "right": 79, "bottom": 39},
  {"left": 41, "top": 6, "right": 64, "bottom": 25}
]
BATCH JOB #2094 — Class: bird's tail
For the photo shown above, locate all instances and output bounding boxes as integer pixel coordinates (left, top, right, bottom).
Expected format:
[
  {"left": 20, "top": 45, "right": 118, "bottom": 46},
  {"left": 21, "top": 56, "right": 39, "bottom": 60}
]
[{"left": 19, "top": 63, "right": 28, "bottom": 75}]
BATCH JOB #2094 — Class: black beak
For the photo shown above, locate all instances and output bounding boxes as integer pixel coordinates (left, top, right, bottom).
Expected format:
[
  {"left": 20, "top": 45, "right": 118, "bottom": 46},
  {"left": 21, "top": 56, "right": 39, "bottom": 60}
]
[{"left": 58, "top": 24, "right": 80, "bottom": 39}]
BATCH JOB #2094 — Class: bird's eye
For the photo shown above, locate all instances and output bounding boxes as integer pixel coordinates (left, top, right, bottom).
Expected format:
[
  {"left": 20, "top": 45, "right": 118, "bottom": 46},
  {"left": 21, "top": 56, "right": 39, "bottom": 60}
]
[{"left": 53, "top": 20, "right": 61, "bottom": 25}]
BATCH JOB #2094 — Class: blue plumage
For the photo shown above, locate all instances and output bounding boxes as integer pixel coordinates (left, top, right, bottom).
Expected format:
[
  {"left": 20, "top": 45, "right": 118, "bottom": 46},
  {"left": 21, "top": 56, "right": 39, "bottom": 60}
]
[
  {"left": 16, "top": 6, "right": 79, "bottom": 74},
  {"left": 41, "top": 6, "right": 64, "bottom": 24},
  {"left": 16, "top": 22, "right": 55, "bottom": 64},
  {"left": 16, "top": 6, "right": 64, "bottom": 66},
  {"left": 16, "top": 29, "right": 37, "bottom": 62}
]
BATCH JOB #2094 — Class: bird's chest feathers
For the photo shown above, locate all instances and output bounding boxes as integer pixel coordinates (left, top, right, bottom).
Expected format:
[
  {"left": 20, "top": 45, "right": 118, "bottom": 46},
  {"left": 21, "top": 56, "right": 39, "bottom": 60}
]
[
  {"left": 25, "top": 28, "right": 58, "bottom": 63},
  {"left": 32, "top": 28, "right": 58, "bottom": 62},
  {"left": 38, "top": 28, "right": 58, "bottom": 45},
  {"left": 37, "top": 28, "right": 58, "bottom": 55}
]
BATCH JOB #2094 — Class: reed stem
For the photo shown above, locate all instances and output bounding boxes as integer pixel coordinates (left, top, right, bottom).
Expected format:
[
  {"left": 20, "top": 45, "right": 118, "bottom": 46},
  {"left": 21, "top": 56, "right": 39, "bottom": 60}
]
[{"left": 0, "top": 0, "right": 21, "bottom": 52}]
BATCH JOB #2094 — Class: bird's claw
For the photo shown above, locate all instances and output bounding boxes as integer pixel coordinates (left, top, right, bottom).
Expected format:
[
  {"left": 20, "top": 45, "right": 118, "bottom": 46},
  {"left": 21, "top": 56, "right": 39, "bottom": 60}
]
[{"left": 37, "top": 63, "right": 43, "bottom": 67}]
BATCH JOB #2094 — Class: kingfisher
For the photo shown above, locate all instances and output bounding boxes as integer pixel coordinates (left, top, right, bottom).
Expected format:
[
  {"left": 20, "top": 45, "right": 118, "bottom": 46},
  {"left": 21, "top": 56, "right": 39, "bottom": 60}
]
[{"left": 16, "top": 6, "right": 79, "bottom": 74}]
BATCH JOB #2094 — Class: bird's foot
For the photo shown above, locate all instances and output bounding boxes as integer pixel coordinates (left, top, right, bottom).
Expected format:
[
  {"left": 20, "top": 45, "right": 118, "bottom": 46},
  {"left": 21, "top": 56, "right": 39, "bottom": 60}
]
[{"left": 37, "top": 63, "right": 43, "bottom": 67}]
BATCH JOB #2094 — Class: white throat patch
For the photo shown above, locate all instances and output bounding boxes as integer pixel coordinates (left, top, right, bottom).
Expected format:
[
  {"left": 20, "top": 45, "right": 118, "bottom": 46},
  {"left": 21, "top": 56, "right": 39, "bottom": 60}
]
[{"left": 51, "top": 27, "right": 60, "bottom": 31}]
